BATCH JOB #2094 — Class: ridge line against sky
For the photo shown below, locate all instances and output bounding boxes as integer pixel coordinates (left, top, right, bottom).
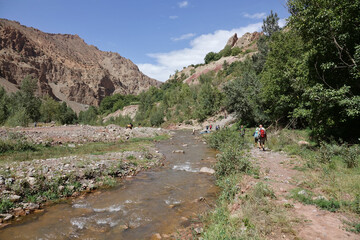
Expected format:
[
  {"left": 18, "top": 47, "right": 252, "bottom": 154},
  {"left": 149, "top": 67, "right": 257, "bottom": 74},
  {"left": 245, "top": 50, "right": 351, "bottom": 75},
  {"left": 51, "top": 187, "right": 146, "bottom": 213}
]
[
  {"left": 138, "top": 19, "right": 286, "bottom": 82},
  {"left": 0, "top": 0, "right": 290, "bottom": 82}
]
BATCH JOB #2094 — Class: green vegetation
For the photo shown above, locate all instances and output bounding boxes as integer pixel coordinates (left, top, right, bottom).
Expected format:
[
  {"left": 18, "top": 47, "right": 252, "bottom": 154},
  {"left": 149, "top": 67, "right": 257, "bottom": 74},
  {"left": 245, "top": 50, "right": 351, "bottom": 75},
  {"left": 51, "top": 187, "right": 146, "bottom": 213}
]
[
  {"left": 0, "top": 76, "right": 77, "bottom": 126},
  {"left": 98, "top": 93, "right": 139, "bottom": 115},
  {"left": 202, "top": 128, "right": 294, "bottom": 238},
  {"left": 267, "top": 129, "right": 360, "bottom": 216},
  {"left": 0, "top": 134, "right": 169, "bottom": 164}
]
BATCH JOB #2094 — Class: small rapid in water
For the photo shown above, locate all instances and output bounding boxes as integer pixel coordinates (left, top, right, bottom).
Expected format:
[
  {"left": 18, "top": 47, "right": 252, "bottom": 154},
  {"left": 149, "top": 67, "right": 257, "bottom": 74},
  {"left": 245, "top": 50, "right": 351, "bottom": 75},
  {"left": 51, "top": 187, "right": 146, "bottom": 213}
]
[{"left": 0, "top": 131, "right": 218, "bottom": 239}]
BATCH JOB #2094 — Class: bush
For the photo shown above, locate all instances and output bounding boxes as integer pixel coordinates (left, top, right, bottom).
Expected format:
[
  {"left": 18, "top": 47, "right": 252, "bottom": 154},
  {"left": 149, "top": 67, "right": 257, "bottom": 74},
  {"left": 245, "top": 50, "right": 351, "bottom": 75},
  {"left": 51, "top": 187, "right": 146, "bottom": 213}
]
[
  {"left": 341, "top": 145, "right": 360, "bottom": 168},
  {"left": 5, "top": 107, "right": 31, "bottom": 127},
  {"left": 149, "top": 108, "right": 164, "bottom": 126},
  {"left": 0, "top": 198, "right": 14, "bottom": 213},
  {"left": 0, "top": 139, "right": 36, "bottom": 154},
  {"left": 215, "top": 143, "right": 252, "bottom": 178}
]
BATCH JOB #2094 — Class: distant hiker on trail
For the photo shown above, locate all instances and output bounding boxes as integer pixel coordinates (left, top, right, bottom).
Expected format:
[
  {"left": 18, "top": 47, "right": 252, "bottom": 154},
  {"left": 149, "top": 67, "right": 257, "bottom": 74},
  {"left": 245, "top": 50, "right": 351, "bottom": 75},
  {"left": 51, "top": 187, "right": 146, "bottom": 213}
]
[
  {"left": 239, "top": 125, "right": 245, "bottom": 138},
  {"left": 258, "top": 124, "right": 267, "bottom": 151},
  {"left": 210, "top": 125, "right": 212, "bottom": 130},
  {"left": 192, "top": 128, "right": 195, "bottom": 135},
  {"left": 126, "top": 123, "right": 133, "bottom": 129},
  {"left": 253, "top": 127, "right": 260, "bottom": 148}
]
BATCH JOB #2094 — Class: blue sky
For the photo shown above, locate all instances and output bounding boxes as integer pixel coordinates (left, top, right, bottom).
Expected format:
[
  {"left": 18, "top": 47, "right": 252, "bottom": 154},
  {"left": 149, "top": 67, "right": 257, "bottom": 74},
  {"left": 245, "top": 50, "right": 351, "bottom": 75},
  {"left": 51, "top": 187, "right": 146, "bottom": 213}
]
[{"left": 0, "top": 0, "right": 290, "bottom": 81}]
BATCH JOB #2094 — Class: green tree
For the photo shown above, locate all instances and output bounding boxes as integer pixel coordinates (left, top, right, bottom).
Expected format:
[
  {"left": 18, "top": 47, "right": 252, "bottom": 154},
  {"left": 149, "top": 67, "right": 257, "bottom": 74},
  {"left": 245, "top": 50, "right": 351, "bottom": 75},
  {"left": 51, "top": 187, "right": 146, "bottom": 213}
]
[
  {"left": 9, "top": 76, "right": 41, "bottom": 122},
  {"left": 5, "top": 107, "right": 31, "bottom": 127},
  {"left": 195, "top": 83, "right": 222, "bottom": 121},
  {"left": 78, "top": 106, "right": 98, "bottom": 125},
  {"left": 0, "top": 87, "right": 9, "bottom": 124},
  {"left": 262, "top": 10, "right": 280, "bottom": 37},
  {"left": 58, "top": 102, "right": 77, "bottom": 124},
  {"left": 287, "top": 0, "right": 360, "bottom": 141},
  {"left": 224, "top": 59, "right": 266, "bottom": 125},
  {"left": 40, "top": 96, "right": 60, "bottom": 123},
  {"left": 260, "top": 30, "right": 309, "bottom": 126}
]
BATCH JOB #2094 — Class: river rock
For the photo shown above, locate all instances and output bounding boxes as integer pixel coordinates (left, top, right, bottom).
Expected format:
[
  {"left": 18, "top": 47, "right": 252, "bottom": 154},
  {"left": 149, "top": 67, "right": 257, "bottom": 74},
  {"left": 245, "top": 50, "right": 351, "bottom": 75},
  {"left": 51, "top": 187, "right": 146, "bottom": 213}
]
[
  {"left": 9, "top": 194, "right": 21, "bottom": 202},
  {"left": 172, "top": 150, "right": 185, "bottom": 154},
  {"left": 199, "top": 167, "right": 215, "bottom": 174},
  {"left": 0, "top": 214, "right": 13, "bottom": 221},
  {"left": 23, "top": 202, "right": 40, "bottom": 211},
  {"left": 26, "top": 177, "right": 36, "bottom": 186}
]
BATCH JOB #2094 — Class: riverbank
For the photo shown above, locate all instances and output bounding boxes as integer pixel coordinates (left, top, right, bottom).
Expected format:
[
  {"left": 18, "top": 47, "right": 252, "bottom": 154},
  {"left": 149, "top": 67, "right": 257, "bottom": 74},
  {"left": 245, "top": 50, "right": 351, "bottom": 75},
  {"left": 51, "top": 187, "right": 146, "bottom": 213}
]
[
  {"left": 0, "top": 130, "right": 218, "bottom": 239},
  {"left": 199, "top": 128, "right": 360, "bottom": 239},
  {"left": 0, "top": 125, "right": 170, "bottom": 226}
]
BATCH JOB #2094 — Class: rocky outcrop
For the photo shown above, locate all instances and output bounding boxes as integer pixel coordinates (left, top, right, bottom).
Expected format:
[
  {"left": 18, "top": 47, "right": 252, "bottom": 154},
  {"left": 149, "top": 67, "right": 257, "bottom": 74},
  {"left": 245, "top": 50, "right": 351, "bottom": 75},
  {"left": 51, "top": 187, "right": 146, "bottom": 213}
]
[
  {"left": 225, "top": 32, "right": 263, "bottom": 49},
  {"left": 168, "top": 32, "right": 262, "bottom": 86},
  {"left": 0, "top": 19, "right": 161, "bottom": 112}
]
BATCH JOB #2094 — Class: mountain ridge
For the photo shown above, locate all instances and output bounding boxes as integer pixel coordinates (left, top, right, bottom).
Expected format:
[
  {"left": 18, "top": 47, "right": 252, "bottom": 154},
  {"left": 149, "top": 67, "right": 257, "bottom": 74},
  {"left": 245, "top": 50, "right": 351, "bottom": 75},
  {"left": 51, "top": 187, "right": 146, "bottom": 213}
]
[{"left": 0, "top": 18, "right": 161, "bottom": 112}]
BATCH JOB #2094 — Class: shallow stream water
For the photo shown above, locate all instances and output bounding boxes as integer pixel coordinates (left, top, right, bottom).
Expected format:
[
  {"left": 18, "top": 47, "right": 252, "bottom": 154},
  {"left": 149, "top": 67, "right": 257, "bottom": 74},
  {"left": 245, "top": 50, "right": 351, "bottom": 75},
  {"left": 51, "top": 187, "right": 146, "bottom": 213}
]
[{"left": 0, "top": 131, "right": 218, "bottom": 239}]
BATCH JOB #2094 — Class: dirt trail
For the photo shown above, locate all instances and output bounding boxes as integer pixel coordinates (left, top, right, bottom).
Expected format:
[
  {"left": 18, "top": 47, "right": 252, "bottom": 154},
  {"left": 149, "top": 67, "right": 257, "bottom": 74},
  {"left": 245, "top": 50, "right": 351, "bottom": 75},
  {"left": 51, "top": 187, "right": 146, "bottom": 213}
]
[{"left": 251, "top": 148, "right": 358, "bottom": 240}]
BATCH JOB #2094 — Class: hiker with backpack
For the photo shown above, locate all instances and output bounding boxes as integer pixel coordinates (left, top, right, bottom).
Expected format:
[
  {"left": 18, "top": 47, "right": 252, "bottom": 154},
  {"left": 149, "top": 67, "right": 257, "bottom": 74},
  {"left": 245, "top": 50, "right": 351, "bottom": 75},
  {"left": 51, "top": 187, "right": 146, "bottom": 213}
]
[
  {"left": 258, "top": 124, "right": 267, "bottom": 151},
  {"left": 253, "top": 127, "right": 260, "bottom": 148}
]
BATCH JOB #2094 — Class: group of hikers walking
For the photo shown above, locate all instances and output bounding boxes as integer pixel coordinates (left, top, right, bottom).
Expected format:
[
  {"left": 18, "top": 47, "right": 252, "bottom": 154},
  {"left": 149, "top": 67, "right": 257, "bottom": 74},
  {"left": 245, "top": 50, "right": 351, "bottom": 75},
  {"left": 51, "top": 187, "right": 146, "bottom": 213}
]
[
  {"left": 252, "top": 124, "right": 267, "bottom": 151},
  {"left": 238, "top": 124, "right": 267, "bottom": 151}
]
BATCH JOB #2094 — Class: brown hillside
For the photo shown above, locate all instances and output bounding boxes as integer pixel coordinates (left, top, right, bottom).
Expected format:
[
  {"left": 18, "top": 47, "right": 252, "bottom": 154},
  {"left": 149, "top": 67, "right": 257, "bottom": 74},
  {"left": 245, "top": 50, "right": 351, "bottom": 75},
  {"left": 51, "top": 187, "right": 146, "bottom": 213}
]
[
  {"left": 0, "top": 19, "right": 161, "bottom": 112},
  {"left": 169, "top": 32, "right": 262, "bottom": 86}
]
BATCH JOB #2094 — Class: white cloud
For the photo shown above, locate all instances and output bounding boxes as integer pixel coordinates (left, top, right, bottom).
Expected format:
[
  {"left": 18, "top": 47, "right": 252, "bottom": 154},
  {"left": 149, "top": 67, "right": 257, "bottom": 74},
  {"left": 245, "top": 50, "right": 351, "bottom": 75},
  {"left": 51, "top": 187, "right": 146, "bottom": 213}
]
[
  {"left": 169, "top": 15, "right": 178, "bottom": 20},
  {"left": 243, "top": 12, "right": 267, "bottom": 19},
  {"left": 138, "top": 22, "right": 262, "bottom": 81},
  {"left": 279, "top": 18, "right": 287, "bottom": 28},
  {"left": 178, "top": 1, "right": 188, "bottom": 8},
  {"left": 171, "top": 33, "right": 196, "bottom": 41}
]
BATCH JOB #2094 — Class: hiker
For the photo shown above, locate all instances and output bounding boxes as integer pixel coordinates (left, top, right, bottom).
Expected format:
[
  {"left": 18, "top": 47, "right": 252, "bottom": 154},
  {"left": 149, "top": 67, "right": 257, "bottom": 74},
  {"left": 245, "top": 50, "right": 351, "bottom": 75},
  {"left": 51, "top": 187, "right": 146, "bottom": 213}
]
[
  {"left": 253, "top": 127, "right": 260, "bottom": 148},
  {"left": 258, "top": 124, "right": 267, "bottom": 151},
  {"left": 240, "top": 125, "right": 245, "bottom": 137},
  {"left": 192, "top": 128, "right": 195, "bottom": 135},
  {"left": 209, "top": 124, "right": 212, "bottom": 130}
]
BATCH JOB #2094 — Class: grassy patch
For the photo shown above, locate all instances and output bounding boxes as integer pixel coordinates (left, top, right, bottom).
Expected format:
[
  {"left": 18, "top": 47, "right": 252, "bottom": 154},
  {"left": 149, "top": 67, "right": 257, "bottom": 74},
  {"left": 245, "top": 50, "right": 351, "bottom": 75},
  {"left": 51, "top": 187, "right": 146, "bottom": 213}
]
[
  {"left": 290, "top": 188, "right": 343, "bottom": 212},
  {"left": 202, "top": 179, "right": 295, "bottom": 239},
  {"left": 202, "top": 128, "right": 295, "bottom": 238},
  {"left": 0, "top": 134, "right": 169, "bottom": 165},
  {"left": 267, "top": 129, "right": 360, "bottom": 215}
]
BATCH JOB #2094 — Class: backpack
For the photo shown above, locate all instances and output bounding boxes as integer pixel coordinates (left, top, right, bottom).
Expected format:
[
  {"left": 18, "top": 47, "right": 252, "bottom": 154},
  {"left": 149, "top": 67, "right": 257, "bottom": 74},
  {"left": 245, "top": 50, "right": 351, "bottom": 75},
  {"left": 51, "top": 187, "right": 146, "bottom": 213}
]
[{"left": 260, "top": 128, "right": 266, "bottom": 138}]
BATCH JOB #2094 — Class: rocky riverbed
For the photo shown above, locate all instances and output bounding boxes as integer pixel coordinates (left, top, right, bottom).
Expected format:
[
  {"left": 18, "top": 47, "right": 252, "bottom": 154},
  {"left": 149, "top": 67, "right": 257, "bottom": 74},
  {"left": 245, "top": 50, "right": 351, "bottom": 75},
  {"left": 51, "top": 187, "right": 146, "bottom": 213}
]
[
  {"left": 0, "top": 125, "right": 170, "bottom": 226},
  {"left": 0, "top": 124, "right": 169, "bottom": 145}
]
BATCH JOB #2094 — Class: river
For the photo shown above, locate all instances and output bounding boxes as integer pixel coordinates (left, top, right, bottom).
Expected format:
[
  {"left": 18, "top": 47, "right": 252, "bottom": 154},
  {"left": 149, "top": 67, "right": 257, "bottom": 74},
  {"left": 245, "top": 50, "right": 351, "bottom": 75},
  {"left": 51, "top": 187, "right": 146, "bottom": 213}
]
[{"left": 0, "top": 131, "right": 218, "bottom": 239}]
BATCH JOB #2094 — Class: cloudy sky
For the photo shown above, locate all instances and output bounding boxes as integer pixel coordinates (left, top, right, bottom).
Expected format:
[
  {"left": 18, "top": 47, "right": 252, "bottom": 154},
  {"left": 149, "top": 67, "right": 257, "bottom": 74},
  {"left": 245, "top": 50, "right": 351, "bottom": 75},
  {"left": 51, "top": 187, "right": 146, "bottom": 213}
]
[{"left": 0, "top": 0, "right": 289, "bottom": 81}]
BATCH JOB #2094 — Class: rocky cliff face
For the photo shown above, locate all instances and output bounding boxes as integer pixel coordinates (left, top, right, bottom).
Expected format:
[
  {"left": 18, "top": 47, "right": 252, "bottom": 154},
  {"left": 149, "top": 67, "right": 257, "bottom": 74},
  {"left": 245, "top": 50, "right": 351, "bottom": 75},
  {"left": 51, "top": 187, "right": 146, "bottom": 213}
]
[
  {"left": 225, "top": 32, "right": 262, "bottom": 49},
  {"left": 169, "top": 31, "right": 262, "bottom": 86},
  {"left": 0, "top": 19, "right": 161, "bottom": 112}
]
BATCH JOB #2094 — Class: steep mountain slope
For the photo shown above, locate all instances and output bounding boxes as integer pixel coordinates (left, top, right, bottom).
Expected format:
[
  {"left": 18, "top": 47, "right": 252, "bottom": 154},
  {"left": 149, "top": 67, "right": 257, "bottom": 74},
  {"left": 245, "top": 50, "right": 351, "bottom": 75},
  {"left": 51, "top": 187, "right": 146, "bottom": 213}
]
[
  {"left": 0, "top": 19, "right": 161, "bottom": 112},
  {"left": 170, "top": 32, "right": 262, "bottom": 85}
]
